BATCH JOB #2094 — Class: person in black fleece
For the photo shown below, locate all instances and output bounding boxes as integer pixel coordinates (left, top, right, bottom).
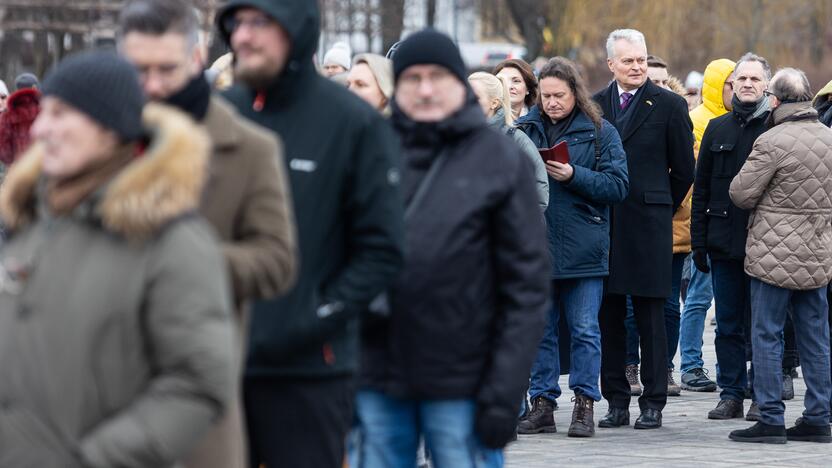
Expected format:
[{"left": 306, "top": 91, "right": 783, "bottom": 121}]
[{"left": 215, "top": 1, "right": 405, "bottom": 467}]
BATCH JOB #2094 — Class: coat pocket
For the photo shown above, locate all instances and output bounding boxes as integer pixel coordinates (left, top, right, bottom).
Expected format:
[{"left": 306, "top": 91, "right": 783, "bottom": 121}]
[
  {"left": 706, "top": 202, "right": 729, "bottom": 218},
  {"left": 643, "top": 191, "right": 672, "bottom": 205}
]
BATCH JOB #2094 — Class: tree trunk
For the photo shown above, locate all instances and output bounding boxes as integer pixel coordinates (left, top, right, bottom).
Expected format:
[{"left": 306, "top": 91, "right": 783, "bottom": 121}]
[
  {"left": 504, "top": 0, "right": 547, "bottom": 61},
  {"left": 380, "top": 0, "right": 405, "bottom": 54},
  {"left": 426, "top": 0, "right": 437, "bottom": 27}
]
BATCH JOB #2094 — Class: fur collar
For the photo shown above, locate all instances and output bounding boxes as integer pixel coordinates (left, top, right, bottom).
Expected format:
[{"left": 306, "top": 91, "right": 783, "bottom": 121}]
[{"left": 0, "top": 103, "right": 209, "bottom": 239}]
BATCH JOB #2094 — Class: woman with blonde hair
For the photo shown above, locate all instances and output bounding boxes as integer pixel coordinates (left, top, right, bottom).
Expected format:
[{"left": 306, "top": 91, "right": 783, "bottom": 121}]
[
  {"left": 347, "top": 53, "right": 394, "bottom": 116},
  {"left": 468, "top": 71, "right": 548, "bottom": 209}
]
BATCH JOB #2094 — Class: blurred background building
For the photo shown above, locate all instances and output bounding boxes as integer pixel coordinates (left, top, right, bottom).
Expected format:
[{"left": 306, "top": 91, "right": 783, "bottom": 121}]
[{"left": 1, "top": 0, "right": 830, "bottom": 91}]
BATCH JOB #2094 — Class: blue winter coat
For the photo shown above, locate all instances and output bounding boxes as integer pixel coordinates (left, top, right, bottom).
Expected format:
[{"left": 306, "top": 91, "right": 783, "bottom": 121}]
[{"left": 516, "top": 106, "right": 629, "bottom": 279}]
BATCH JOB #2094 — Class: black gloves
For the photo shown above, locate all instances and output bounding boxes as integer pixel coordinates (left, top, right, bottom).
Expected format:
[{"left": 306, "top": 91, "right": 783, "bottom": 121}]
[
  {"left": 474, "top": 404, "right": 517, "bottom": 449},
  {"left": 692, "top": 249, "right": 710, "bottom": 273}
]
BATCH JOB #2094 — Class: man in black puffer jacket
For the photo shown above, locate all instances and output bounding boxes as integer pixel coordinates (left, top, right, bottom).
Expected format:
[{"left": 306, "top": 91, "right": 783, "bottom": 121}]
[
  {"left": 355, "top": 29, "right": 549, "bottom": 466},
  {"left": 215, "top": 1, "right": 405, "bottom": 467}
]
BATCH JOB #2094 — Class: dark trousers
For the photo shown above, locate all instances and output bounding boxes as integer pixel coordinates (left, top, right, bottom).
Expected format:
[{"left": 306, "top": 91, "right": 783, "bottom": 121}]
[
  {"left": 625, "top": 253, "right": 685, "bottom": 368},
  {"left": 601, "top": 293, "right": 668, "bottom": 411},
  {"left": 710, "top": 259, "right": 752, "bottom": 401},
  {"left": 245, "top": 376, "right": 355, "bottom": 468}
]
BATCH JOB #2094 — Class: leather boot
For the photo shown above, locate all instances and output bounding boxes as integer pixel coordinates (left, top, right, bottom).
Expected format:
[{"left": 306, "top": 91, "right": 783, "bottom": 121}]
[
  {"left": 517, "top": 396, "right": 556, "bottom": 434},
  {"left": 567, "top": 395, "right": 595, "bottom": 437}
]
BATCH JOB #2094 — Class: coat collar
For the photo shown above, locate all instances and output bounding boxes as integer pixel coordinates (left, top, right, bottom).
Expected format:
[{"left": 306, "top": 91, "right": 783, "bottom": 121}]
[
  {"left": 203, "top": 95, "right": 240, "bottom": 149},
  {"left": 619, "top": 80, "right": 661, "bottom": 142},
  {"left": 0, "top": 103, "right": 210, "bottom": 240},
  {"left": 772, "top": 101, "right": 818, "bottom": 126}
]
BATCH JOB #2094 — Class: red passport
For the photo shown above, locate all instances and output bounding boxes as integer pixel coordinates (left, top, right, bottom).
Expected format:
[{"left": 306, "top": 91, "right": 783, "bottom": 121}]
[{"left": 539, "top": 140, "right": 570, "bottom": 164}]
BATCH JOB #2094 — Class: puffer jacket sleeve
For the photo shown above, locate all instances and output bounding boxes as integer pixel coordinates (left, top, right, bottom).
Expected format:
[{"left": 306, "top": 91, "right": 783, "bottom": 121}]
[
  {"left": 511, "top": 129, "right": 549, "bottom": 209},
  {"left": 730, "top": 137, "right": 779, "bottom": 210},
  {"left": 564, "top": 120, "right": 629, "bottom": 204},
  {"left": 476, "top": 147, "right": 549, "bottom": 416},
  {"left": 222, "top": 133, "right": 298, "bottom": 303},
  {"left": 79, "top": 221, "right": 236, "bottom": 468}
]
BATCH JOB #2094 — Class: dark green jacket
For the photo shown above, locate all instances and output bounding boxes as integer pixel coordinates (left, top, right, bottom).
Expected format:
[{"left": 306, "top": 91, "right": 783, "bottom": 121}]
[{"left": 217, "top": 0, "right": 405, "bottom": 378}]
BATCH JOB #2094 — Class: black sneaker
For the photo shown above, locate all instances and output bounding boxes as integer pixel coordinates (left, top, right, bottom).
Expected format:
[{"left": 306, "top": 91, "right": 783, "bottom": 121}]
[
  {"left": 517, "top": 396, "right": 557, "bottom": 434},
  {"left": 730, "top": 422, "right": 787, "bottom": 444},
  {"left": 680, "top": 368, "right": 717, "bottom": 392},
  {"left": 787, "top": 418, "right": 832, "bottom": 443},
  {"left": 708, "top": 399, "right": 743, "bottom": 419},
  {"left": 782, "top": 372, "right": 795, "bottom": 400}
]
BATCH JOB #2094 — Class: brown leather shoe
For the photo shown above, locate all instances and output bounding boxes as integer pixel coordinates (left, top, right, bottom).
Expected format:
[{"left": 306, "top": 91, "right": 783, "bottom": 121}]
[{"left": 567, "top": 394, "right": 595, "bottom": 437}]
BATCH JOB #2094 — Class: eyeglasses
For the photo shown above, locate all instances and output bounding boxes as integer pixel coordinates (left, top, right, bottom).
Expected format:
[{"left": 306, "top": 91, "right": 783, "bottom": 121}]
[
  {"left": 223, "top": 15, "right": 273, "bottom": 33},
  {"left": 763, "top": 90, "right": 777, "bottom": 98}
]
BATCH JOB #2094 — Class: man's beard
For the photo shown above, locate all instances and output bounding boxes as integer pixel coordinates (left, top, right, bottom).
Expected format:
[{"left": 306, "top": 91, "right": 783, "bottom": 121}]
[{"left": 235, "top": 62, "right": 281, "bottom": 90}]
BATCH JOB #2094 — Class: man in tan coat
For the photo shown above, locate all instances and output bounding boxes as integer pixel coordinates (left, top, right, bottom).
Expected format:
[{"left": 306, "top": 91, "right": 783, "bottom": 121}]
[
  {"left": 117, "top": 0, "right": 298, "bottom": 466},
  {"left": 728, "top": 68, "right": 832, "bottom": 444}
]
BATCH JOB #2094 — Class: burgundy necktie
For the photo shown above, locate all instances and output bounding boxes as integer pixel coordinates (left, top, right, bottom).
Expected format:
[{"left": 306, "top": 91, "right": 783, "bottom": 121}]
[{"left": 620, "top": 92, "right": 633, "bottom": 110}]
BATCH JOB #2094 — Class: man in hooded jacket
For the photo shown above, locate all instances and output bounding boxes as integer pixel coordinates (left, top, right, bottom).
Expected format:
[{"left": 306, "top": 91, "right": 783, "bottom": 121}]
[
  {"left": 677, "top": 58, "right": 734, "bottom": 393},
  {"left": 215, "top": 1, "right": 405, "bottom": 467}
]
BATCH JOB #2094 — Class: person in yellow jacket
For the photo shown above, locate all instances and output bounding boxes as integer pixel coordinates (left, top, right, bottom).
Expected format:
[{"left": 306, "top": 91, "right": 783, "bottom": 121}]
[{"left": 677, "top": 58, "right": 735, "bottom": 392}]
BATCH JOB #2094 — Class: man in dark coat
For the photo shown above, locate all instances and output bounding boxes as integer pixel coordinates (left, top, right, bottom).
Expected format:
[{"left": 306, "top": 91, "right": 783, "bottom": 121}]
[
  {"left": 690, "top": 53, "right": 772, "bottom": 421},
  {"left": 215, "top": 1, "right": 405, "bottom": 467},
  {"left": 354, "top": 29, "right": 549, "bottom": 465},
  {"left": 593, "top": 29, "right": 695, "bottom": 430},
  {"left": 117, "top": 1, "right": 299, "bottom": 466}
]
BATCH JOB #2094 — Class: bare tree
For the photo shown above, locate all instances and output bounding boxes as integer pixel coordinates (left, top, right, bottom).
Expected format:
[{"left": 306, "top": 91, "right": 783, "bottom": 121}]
[{"left": 379, "top": 0, "right": 404, "bottom": 53}]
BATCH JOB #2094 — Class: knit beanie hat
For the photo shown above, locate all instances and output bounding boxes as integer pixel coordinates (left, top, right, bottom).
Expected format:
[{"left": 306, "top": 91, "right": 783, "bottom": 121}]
[
  {"left": 0, "top": 80, "right": 8, "bottom": 97},
  {"left": 14, "top": 73, "right": 39, "bottom": 90},
  {"left": 392, "top": 28, "right": 466, "bottom": 84},
  {"left": 323, "top": 42, "right": 352, "bottom": 70},
  {"left": 42, "top": 50, "right": 145, "bottom": 142}
]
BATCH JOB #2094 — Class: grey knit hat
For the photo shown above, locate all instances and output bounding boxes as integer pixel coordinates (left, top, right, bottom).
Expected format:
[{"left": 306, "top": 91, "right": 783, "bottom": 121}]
[{"left": 41, "top": 50, "right": 145, "bottom": 142}]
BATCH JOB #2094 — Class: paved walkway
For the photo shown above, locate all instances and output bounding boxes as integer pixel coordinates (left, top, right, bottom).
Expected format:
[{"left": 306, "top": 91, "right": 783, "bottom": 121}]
[{"left": 505, "top": 306, "right": 829, "bottom": 468}]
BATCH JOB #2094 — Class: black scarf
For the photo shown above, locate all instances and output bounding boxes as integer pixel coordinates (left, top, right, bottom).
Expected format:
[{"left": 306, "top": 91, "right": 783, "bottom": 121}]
[
  {"left": 165, "top": 74, "right": 211, "bottom": 121},
  {"left": 542, "top": 106, "right": 577, "bottom": 146},
  {"left": 731, "top": 95, "right": 767, "bottom": 125}
]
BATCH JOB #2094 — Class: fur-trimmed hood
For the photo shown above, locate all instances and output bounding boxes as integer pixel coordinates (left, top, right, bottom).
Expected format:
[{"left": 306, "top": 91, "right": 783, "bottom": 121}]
[{"left": 0, "top": 102, "right": 209, "bottom": 239}]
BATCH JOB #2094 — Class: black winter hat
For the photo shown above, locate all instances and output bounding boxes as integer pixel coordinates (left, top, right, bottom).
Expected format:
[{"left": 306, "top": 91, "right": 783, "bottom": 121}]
[
  {"left": 392, "top": 28, "right": 467, "bottom": 84},
  {"left": 41, "top": 50, "right": 145, "bottom": 142}
]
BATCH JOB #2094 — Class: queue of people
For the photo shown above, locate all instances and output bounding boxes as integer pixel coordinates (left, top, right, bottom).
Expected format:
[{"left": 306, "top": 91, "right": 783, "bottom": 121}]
[{"left": 1, "top": 1, "right": 832, "bottom": 467}]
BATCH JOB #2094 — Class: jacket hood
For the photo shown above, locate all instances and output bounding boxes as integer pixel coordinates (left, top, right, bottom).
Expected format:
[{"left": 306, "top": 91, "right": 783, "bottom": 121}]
[
  {"left": 217, "top": 0, "right": 320, "bottom": 94},
  {"left": 0, "top": 103, "right": 209, "bottom": 239},
  {"left": 814, "top": 79, "right": 832, "bottom": 107},
  {"left": 6, "top": 88, "right": 40, "bottom": 111},
  {"left": 700, "top": 58, "right": 735, "bottom": 116},
  {"left": 772, "top": 101, "right": 818, "bottom": 126}
]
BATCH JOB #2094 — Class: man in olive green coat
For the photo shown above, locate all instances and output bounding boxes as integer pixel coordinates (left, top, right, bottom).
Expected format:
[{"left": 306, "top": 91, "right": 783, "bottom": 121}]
[{"left": 118, "top": 1, "right": 298, "bottom": 467}]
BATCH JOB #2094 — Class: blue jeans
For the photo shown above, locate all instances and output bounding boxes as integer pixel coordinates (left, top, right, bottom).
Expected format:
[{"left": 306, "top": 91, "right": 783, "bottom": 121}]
[
  {"left": 625, "top": 253, "right": 685, "bottom": 368},
  {"left": 529, "top": 277, "right": 604, "bottom": 403},
  {"left": 352, "top": 390, "right": 503, "bottom": 468},
  {"left": 750, "top": 279, "right": 831, "bottom": 426},
  {"left": 711, "top": 259, "right": 751, "bottom": 401},
  {"left": 679, "top": 256, "right": 714, "bottom": 373}
]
